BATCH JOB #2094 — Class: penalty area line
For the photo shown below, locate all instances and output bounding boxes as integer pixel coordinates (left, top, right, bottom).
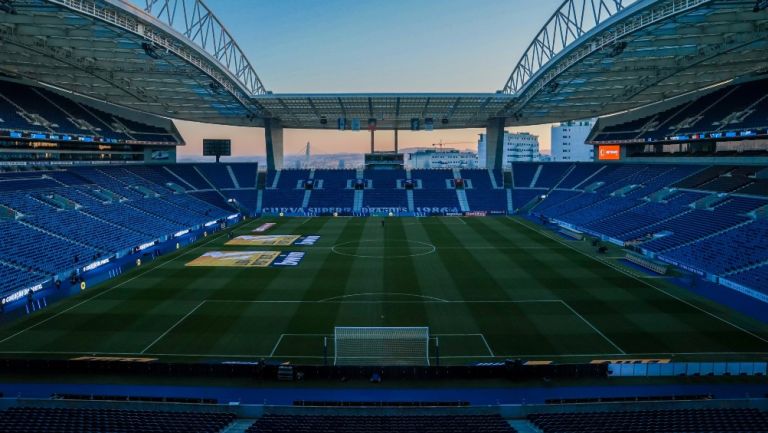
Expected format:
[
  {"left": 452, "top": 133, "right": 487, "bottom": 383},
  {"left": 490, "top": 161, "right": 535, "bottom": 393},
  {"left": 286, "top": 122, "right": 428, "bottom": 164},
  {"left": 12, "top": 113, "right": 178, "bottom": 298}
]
[
  {"left": 559, "top": 300, "right": 626, "bottom": 355},
  {"left": 270, "top": 334, "right": 285, "bottom": 357},
  {"left": 140, "top": 300, "right": 206, "bottom": 354},
  {"left": 317, "top": 292, "right": 450, "bottom": 303},
  {"left": 507, "top": 216, "right": 768, "bottom": 346},
  {"left": 480, "top": 334, "right": 494, "bottom": 356}
]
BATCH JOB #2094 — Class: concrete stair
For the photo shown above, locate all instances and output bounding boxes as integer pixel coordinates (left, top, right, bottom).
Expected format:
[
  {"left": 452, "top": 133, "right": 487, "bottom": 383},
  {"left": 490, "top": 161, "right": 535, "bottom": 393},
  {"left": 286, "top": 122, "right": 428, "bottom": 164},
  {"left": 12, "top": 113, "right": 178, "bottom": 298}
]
[
  {"left": 220, "top": 419, "right": 257, "bottom": 433},
  {"left": 270, "top": 170, "right": 281, "bottom": 189},
  {"left": 456, "top": 188, "right": 470, "bottom": 212},
  {"left": 509, "top": 419, "right": 544, "bottom": 433},
  {"left": 529, "top": 164, "right": 543, "bottom": 188},
  {"left": 163, "top": 167, "right": 197, "bottom": 190},
  {"left": 353, "top": 189, "right": 364, "bottom": 212},
  {"left": 573, "top": 165, "right": 606, "bottom": 190},
  {"left": 488, "top": 169, "right": 500, "bottom": 189},
  {"left": 226, "top": 165, "right": 241, "bottom": 189},
  {"left": 193, "top": 166, "right": 219, "bottom": 190}
]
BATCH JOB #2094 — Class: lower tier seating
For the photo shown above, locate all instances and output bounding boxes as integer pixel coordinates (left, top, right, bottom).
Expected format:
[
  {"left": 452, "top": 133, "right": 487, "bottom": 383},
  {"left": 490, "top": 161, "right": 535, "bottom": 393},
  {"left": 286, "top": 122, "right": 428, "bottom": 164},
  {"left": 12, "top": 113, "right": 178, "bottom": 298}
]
[
  {"left": 528, "top": 408, "right": 768, "bottom": 433},
  {"left": 0, "top": 406, "right": 235, "bottom": 433},
  {"left": 247, "top": 414, "right": 516, "bottom": 433}
]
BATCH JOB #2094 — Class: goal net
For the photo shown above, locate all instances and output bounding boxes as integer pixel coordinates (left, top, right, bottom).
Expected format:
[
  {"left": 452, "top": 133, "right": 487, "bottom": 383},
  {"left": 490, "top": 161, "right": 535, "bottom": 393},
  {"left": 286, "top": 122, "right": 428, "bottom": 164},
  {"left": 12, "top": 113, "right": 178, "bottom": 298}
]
[{"left": 333, "top": 327, "right": 430, "bottom": 366}]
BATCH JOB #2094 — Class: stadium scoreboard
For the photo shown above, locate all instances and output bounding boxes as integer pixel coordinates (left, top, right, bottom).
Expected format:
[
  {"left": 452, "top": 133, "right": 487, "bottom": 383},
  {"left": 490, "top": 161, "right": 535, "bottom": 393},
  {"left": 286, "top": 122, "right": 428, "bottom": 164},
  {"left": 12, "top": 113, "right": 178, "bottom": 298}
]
[
  {"left": 365, "top": 152, "right": 404, "bottom": 169},
  {"left": 203, "top": 139, "right": 232, "bottom": 162}
]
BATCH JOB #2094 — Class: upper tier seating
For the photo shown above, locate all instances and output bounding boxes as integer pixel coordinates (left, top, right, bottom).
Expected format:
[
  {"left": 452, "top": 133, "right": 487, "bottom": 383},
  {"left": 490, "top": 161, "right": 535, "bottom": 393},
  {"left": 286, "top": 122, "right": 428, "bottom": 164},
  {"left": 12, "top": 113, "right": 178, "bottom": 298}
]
[
  {"left": 0, "top": 79, "right": 179, "bottom": 143},
  {"left": 592, "top": 77, "right": 768, "bottom": 143}
]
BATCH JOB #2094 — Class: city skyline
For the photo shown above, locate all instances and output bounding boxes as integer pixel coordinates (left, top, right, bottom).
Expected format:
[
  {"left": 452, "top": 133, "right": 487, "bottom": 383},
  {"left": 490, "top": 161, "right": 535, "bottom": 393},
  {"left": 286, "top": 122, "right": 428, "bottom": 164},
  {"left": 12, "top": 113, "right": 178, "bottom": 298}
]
[{"left": 173, "top": 0, "right": 560, "bottom": 158}]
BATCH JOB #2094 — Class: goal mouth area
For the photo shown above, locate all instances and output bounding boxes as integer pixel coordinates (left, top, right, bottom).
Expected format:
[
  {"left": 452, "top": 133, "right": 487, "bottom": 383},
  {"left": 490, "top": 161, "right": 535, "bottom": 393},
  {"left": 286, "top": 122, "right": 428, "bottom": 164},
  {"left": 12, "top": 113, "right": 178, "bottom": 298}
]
[{"left": 334, "top": 326, "right": 431, "bottom": 366}]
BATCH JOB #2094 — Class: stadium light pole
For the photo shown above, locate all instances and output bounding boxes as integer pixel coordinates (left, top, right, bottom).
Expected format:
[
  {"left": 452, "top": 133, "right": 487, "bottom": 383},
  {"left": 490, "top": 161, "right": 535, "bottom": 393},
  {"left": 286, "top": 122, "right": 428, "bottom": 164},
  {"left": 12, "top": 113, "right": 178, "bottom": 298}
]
[{"left": 370, "top": 129, "right": 375, "bottom": 153}]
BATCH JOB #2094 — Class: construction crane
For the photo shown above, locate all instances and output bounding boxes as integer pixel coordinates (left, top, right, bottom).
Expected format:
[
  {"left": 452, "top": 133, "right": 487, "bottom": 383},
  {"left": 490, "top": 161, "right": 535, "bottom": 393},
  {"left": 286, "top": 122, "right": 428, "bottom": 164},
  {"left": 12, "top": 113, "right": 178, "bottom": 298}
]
[{"left": 432, "top": 140, "right": 474, "bottom": 149}]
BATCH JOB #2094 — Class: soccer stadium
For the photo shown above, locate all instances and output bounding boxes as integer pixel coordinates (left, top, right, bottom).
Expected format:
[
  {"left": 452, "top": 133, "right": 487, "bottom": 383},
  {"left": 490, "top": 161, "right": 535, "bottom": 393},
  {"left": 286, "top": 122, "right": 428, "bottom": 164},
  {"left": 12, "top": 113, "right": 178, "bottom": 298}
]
[{"left": 0, "top": 0, "right": 767, "bottom": 431}]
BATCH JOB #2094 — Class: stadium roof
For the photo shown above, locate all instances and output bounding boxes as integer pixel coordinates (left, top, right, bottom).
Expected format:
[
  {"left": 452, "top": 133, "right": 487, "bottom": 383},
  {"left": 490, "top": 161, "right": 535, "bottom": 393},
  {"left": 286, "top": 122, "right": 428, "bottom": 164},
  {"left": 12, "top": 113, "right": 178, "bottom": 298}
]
[
  {"left": 0, "top": 0, "right": 267, "bottom": 126},
  {"left": 1, "top": 0, "right": 767, "bottom": 129},
  {"left": 500, "top": 0, "right": 768, "bottom": 126},
  {"left": 252, "top": 93, "right": 514, "bottom": 130}
]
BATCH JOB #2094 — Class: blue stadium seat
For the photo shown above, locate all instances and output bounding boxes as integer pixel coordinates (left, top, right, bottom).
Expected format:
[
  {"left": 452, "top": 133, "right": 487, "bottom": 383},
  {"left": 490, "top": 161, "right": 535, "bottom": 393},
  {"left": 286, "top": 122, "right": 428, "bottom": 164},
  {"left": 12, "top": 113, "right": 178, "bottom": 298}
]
[
  {"left": 247, "top": 414, "right": 516, "bottom": 433},
  {"left": 528, "top": 407, "right": 768, "bottom": 433},
  {"left": 0, "top": 406, "right": 235, "bottom": 433}
]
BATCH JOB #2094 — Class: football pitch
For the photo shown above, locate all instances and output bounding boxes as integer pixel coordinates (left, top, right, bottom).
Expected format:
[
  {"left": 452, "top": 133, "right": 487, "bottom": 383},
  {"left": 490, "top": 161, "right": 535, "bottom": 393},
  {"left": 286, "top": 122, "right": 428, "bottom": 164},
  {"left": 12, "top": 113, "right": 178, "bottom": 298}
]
[{"left": 0, "top": 216, "right": 766, "bottom": 365}]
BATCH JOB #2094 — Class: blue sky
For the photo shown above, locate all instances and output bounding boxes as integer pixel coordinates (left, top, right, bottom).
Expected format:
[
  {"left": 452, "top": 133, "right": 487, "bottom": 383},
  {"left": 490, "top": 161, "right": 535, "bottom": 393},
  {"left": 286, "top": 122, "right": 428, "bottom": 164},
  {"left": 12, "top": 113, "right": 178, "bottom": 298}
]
[{"left": 175, "top": 0, "right": 559, "bottom": 156}]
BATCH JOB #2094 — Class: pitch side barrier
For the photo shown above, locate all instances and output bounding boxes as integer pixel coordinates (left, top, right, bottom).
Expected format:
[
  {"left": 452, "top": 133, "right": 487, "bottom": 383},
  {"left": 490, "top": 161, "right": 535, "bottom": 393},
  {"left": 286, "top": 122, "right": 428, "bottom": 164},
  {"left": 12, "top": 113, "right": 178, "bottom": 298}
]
[
  {"left": 260, "top": 209, "right": 506, "bottom": 217},
  {"left": 0, "top": 358, "right": 607, "bottom": 382}
]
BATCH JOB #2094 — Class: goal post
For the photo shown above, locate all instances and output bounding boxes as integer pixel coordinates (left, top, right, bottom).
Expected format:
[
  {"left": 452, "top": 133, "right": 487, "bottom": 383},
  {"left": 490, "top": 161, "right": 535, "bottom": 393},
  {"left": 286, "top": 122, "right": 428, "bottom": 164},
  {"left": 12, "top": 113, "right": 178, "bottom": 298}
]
[{"left": 334, "top": 327, "right": 430, "bottom": 366}]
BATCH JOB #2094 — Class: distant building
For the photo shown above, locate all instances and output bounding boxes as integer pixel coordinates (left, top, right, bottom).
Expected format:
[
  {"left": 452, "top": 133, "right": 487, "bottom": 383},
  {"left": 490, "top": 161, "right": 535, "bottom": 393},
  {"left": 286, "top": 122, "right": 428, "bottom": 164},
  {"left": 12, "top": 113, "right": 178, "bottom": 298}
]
[
  {"left": 551, "top": 119, "right": 595, "bottom": 162},
  {"left": 407, "top": 149, "right": 478, "bottom": 169},
  {"left": 477, "top": 132, "right": 540, "bottom": 168},
  {"left": 338, "top": 159, "right": 345, "bottom": 169}
]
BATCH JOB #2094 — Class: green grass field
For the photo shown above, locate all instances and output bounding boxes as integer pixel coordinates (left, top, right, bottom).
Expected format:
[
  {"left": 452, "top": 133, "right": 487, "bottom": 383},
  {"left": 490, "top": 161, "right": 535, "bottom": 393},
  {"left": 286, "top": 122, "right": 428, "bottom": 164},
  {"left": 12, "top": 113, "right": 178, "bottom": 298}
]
[{"left": 0, "top": 216, "right": 766, "bottom": 365}]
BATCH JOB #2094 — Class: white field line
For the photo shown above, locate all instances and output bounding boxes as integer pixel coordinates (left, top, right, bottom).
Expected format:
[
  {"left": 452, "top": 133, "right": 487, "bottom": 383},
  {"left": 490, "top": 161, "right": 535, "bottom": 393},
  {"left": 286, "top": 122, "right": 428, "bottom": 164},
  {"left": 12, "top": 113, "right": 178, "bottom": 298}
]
[
  {"left": 507, "top": 216, "right": 768, "bottom": 346},
  {"left": 480, "top": 334, "right": 494, "bottom": 356},
  {"left": 432, "top": 332, "right": 494, "bottom": 356},
  {"left": 269, "top": 334, "right": 285, "bottom": 357},
  {"left": 141, "top": 300, "right": 206, "bottom": 354},
  {"left": 318, "top": 292, "right": 449, "bottom": 303},
  {"left": 559, "top": 300, "right": 626, "bottom": 355},
  {"left": 203, "top": 298, "right": 562, "bottom": 304},
  {"left": 0, "top": 222, "right": 247, "bottom": 346}
]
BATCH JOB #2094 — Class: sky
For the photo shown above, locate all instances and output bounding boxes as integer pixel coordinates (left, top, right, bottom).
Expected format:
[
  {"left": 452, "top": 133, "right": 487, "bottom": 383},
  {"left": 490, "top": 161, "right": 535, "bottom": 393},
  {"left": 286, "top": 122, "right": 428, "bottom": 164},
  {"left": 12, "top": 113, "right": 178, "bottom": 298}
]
[{"left": 174, "top": 0, "right": 560, "bottom": 158}]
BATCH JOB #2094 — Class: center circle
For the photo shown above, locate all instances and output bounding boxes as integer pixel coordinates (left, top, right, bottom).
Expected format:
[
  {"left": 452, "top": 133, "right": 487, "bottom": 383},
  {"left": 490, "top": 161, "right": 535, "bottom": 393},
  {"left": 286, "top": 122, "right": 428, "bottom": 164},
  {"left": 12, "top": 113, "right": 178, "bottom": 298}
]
[{"left": 331, "top": 239, "right": 436, "bottom": 258}]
